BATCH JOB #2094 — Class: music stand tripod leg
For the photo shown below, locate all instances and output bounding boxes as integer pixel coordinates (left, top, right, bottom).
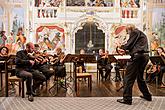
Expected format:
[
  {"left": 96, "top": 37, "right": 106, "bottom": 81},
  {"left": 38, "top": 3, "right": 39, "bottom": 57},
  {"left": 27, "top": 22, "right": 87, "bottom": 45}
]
[{"left": 116, "top": 69, "right": 125, "bottom": 92}]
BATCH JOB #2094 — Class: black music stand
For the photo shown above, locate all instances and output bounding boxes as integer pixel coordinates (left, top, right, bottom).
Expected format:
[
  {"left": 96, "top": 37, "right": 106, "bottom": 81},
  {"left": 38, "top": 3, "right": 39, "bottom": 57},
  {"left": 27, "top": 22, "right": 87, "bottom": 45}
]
[
  {"left": 73, "top": 54, "right": 96, "bottom": 92},
  {"left": 150, "top": 56, "right": 165, "bottom": 66},
  {"left": 150, "top": 56, "right": 165, "bottom": 88},
  {"left": 49, "top": 54, "right": 76, "bottom": 96},
  {"left": 107, "top": 55, "right": 118, "bottom": 81},
  {"left": 114, "top": 55, "right": 131, "bottom": 92},
  {"left": 79, "top": 54, "right": 96, "bottom": 63},
  {"left": 108, "top": 55, "right": 117, "bottom": 63},
  {"left": 64, "top": 54, "right": 80, "bottom": 82},
  {"left": 73, "top": 54, "right": 96, "bottom": 73}
]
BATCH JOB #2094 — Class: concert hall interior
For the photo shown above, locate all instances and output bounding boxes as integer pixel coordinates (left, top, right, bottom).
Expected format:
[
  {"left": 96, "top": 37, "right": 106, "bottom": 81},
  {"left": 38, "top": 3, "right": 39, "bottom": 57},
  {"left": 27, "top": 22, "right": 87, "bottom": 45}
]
[{"left": 0, "top": 0, "right": 165, "bottom": 109}]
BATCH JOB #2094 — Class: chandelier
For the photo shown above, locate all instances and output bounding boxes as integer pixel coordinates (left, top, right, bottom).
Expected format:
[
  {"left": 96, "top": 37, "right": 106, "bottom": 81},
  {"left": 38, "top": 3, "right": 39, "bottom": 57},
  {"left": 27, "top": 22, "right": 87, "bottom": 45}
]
[{"left": 87, "top": 22, "right": 94, "bottom": 48}]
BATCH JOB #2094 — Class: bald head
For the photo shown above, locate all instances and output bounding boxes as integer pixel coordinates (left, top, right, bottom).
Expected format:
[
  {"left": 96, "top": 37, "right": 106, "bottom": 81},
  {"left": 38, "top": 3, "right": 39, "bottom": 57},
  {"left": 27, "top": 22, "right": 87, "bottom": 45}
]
[
  {"left": 26, "top": 42, "right": 35, "bottom": 53},
  {"left": 126, "top": 24, "right": 136, "bottom": 35}
]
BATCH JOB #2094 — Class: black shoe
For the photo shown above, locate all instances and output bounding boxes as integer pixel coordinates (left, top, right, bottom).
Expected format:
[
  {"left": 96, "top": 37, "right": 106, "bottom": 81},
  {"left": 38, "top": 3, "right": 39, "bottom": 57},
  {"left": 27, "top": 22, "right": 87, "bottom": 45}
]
[
  {"left": 140, "top": 95, "right": 152, "bottom": 101},
  {"left": 28, "top": 95, "right": 34, "bottom": 102},
  {"left": 117, "top": 99, "right": 132, "bottom": 105}
]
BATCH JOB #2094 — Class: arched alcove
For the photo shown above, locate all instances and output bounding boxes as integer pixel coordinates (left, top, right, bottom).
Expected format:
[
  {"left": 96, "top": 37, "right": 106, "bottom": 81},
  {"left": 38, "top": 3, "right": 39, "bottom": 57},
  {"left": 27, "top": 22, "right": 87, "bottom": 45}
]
[
  {"left": 71, "top": 15, "right": 108, "bottom": 54},
  {"left": 75, "top": 22, "right": 105, "bottom": 54}
]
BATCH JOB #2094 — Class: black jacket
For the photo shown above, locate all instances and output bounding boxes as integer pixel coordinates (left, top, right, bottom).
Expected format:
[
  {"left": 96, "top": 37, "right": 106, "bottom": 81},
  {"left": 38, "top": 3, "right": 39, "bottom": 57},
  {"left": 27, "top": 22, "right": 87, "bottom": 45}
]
[
  {"left": 15, "top": 50, "right": 32, "bottom": 70},
  {"left": 121, "top": 29, "right": 148, "bottom": 56}
]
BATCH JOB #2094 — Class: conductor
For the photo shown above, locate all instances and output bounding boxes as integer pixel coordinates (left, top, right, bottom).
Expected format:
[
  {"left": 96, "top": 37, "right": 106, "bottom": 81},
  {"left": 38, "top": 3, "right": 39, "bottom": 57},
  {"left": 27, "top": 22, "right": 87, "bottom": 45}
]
[{"left": 116, "top": 24, "right": 152, "bottom": 105}]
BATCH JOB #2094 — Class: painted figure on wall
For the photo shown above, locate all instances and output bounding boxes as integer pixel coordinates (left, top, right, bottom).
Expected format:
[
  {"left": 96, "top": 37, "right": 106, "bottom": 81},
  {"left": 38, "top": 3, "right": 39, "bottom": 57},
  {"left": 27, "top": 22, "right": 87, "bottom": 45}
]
[
  {"left": 120, "top": 0, "right": 140, "bottom": 8},
  {"left": 12, "top": 7, "right": 25, "bottom": 43},
  {"left": 110, "top": 24, "right": 128, "bottom": 53},
  {"left": 152, "top": 8, "right": 165, "bottom": 48},
  {"left": 16, "top": 27, "right": 26, "bottom": 50},
  {"left": 6, "top": 32, "right": 15, "bottom": 53},
  {"left": 36, "top": 26, "right": 65, "bottom": 51},
  {"left": 35, "top": 0, "right": 63, "bottom": 7},
  {"left": 87, "top": 0, "right": 114, "bottom": 7},
  {"left": 0, "top": 31, "right": 7, "bottom": 47},
  {"left": 66, "top": 0, "right": 85, "bottom": 6}
]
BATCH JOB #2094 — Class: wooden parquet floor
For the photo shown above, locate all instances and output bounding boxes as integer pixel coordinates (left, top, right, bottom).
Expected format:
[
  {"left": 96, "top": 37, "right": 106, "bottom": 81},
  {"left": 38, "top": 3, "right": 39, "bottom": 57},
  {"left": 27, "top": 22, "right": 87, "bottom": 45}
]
[{"left": 0, "top": 72, "right": 165, "bottom": 97}]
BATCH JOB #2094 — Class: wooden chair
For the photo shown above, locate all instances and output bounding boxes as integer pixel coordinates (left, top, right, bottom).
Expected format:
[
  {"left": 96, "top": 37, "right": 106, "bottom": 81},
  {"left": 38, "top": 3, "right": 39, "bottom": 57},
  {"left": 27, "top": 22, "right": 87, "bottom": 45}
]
[
  {"left": 75, "top": 66, "right": 92, "bottom": 92},
  {"left": 8, "top": 76, "right": 25, "bottom": 98},
  {"left": 97, "top": 66, "right": 111, "bottom": 81},
  {"left": 7, "top": 55, "right": 25, "bottom": 98},
  {"left": 0, "top": 61, "right": 5, "bottom": 91}
]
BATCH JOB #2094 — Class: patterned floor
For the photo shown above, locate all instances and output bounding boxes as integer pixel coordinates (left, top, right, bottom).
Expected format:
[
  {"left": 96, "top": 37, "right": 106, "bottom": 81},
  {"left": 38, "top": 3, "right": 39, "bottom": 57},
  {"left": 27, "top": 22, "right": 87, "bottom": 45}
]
[{"left": 0, "top": 96, "right": 165, "bottom": 110}]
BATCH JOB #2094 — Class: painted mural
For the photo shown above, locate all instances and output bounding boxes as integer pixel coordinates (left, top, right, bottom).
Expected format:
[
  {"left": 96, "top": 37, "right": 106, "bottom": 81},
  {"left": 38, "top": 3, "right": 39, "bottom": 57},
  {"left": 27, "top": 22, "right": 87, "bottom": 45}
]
[
  {"left": 0, "top": 7, "right": 4, "bottom": 31},
  {"left": 151, "top": 8, "right": 165, "bottom": 49},
  {"left": 12, "top": 8, "right": 25, "bottom": 37},
  {"left": 120, "top": 0, "right": 140, "bottom": 8},
  {"left": 66, "top": 0, "right": 85, "bottom": 6},
  {"left": 35, "top": 0, "right": 63, "bottom": 7},
  {"left": 36, "top": 26, "right": 65, "bottom": 51},
  {"left": 110, "top": 24, "right": 128, "bottom": 53},
  {"left": 66, "top": 0, "right": 114, "bottom": 7},
  {"left": 87, "top": 0, "right": 114, "bottom": 7}
]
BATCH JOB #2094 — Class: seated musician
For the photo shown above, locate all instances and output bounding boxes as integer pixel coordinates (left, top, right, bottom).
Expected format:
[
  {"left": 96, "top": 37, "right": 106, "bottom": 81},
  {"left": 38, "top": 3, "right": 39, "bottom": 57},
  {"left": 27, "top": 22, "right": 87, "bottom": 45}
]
[
  {"left": 157, "top": 47, "right": 165, "bottom": 88},
  {"left": 76, "top": 49, "right": 86, "bottom": 73},
  {"left": 146, "top": 47, "right": 165, "bottom": 88},
  {"left": 33, "top": 44, "right": 54, "bottom": 80},
  {"left": 114, "top": 46, "right": 127, "bottom": 82},
  {"left": 53, "top": 47, "right": 66, "bottom": 79},
  {"left": 97, "top": 48, "right": 113, "bottom": 80},
  {"left": 15, "top": 42, "right": 46, "bottom": 102},
  {"left": 0, "top": 46, "right": 9, "bottom": 72}
]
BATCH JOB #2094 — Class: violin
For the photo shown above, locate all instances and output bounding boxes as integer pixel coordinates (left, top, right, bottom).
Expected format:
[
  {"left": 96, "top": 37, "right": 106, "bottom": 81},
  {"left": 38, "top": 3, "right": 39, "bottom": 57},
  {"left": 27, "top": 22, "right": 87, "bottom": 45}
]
[
  {"left": 51, "top": 52, "right": 66, "bottom": 65},
  {"left": 28, "top": 51, "right": 48, "bottom": 65},
  {"left": 116, "top": 46, "right": 126, "bottom": 55}
]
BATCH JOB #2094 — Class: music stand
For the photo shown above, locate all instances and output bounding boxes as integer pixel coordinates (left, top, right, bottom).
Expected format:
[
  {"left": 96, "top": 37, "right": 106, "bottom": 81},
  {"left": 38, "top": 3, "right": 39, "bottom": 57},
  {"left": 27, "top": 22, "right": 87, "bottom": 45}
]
[
  {"left": 108, "top": 55, "right": 117, "bottom": 63},
  {"left": 150, "top": 56, "right": 165, "bottom": 65},
  {"left": 49, "top": 54, "right": 77, "bottom": 96},
  {"left": 114, "top": 55, "right": 131, "bottom": 92},
  {"left": 73, "top": 54, "right": 96, "bottom": 73},
  {"left": 73, "top": 54, "right": 96, "bottom": 92},
  {"left": 107, "top": 55, "right": 118, "bottom": 81},
  {"left": 64, "top": 54, "right": 79, "bottom": 82},
  {"left": 150, "top": 56, "right": 165, "bottom": 88}
]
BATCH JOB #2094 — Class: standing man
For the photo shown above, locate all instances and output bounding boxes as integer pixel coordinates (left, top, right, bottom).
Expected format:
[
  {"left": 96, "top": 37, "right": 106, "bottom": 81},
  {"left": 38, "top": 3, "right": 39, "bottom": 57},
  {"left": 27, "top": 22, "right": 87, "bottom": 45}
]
[
  {"left": 15, "top": 42, "right": 46, "bottom": 102},
  {"left": 116, "top": 24, "right": 152, "bottom": 105}
]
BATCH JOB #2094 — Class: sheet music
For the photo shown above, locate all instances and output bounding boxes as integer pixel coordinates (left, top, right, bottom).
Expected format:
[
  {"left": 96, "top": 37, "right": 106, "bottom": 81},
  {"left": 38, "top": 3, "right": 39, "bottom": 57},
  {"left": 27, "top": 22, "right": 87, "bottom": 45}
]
[
  {"left": 0, "top": 61, "right": 5, "bottom": 63},
  {"left": 114, "top": 55, "right": 131, "bottom": 60}
]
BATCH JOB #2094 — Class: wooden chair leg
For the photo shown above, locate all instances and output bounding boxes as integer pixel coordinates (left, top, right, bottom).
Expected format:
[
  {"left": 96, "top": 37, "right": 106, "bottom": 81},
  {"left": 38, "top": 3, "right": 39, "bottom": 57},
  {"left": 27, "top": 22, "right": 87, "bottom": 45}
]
[
  {"left": 90, "top": 76, "right": 92, "bottom": 91},
  {"left": 88, "top": 77, "right": 90, "bottom": 88},
  {"left": 75, "top": 78, "right": 77, "bottom": 92},
  {"left": 22, "top": 80, "right": 24, "bottom": 98},
  {"left": 46, "top": 80, "right": 48, "bottom": 90},
  {"left": 19, "top": 82, "right": 21, "bottom": 96},
  {"left": 0, "top": 73, "right": 3, "bottom": 89}
]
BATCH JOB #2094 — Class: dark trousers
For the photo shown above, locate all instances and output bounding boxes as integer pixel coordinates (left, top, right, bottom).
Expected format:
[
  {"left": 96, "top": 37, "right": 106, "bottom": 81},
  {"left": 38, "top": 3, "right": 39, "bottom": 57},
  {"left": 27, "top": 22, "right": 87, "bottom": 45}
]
[
  {"left": 30, "top": 69, "right": 46, "bottom": 90},
  {"left": 98, "top": 64, "right": 112, "bottom": 79},
  {"left": 159, "top": 66, "right": 165, "bottom": 84},
  {"left": 114, "top": 64, "right": 122, "bottom": 81},
  {"left": 123, "top": 54, "right": 151, "bottom": 101},
  {"left": 38, "top": 64, "right": 54, "bottom": 80},
  {"left": 16, "top": 69, "right": 46, "bottom": 95},
  {"left": 16, "top": 70, "right": 33, "bottom": 95}
]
